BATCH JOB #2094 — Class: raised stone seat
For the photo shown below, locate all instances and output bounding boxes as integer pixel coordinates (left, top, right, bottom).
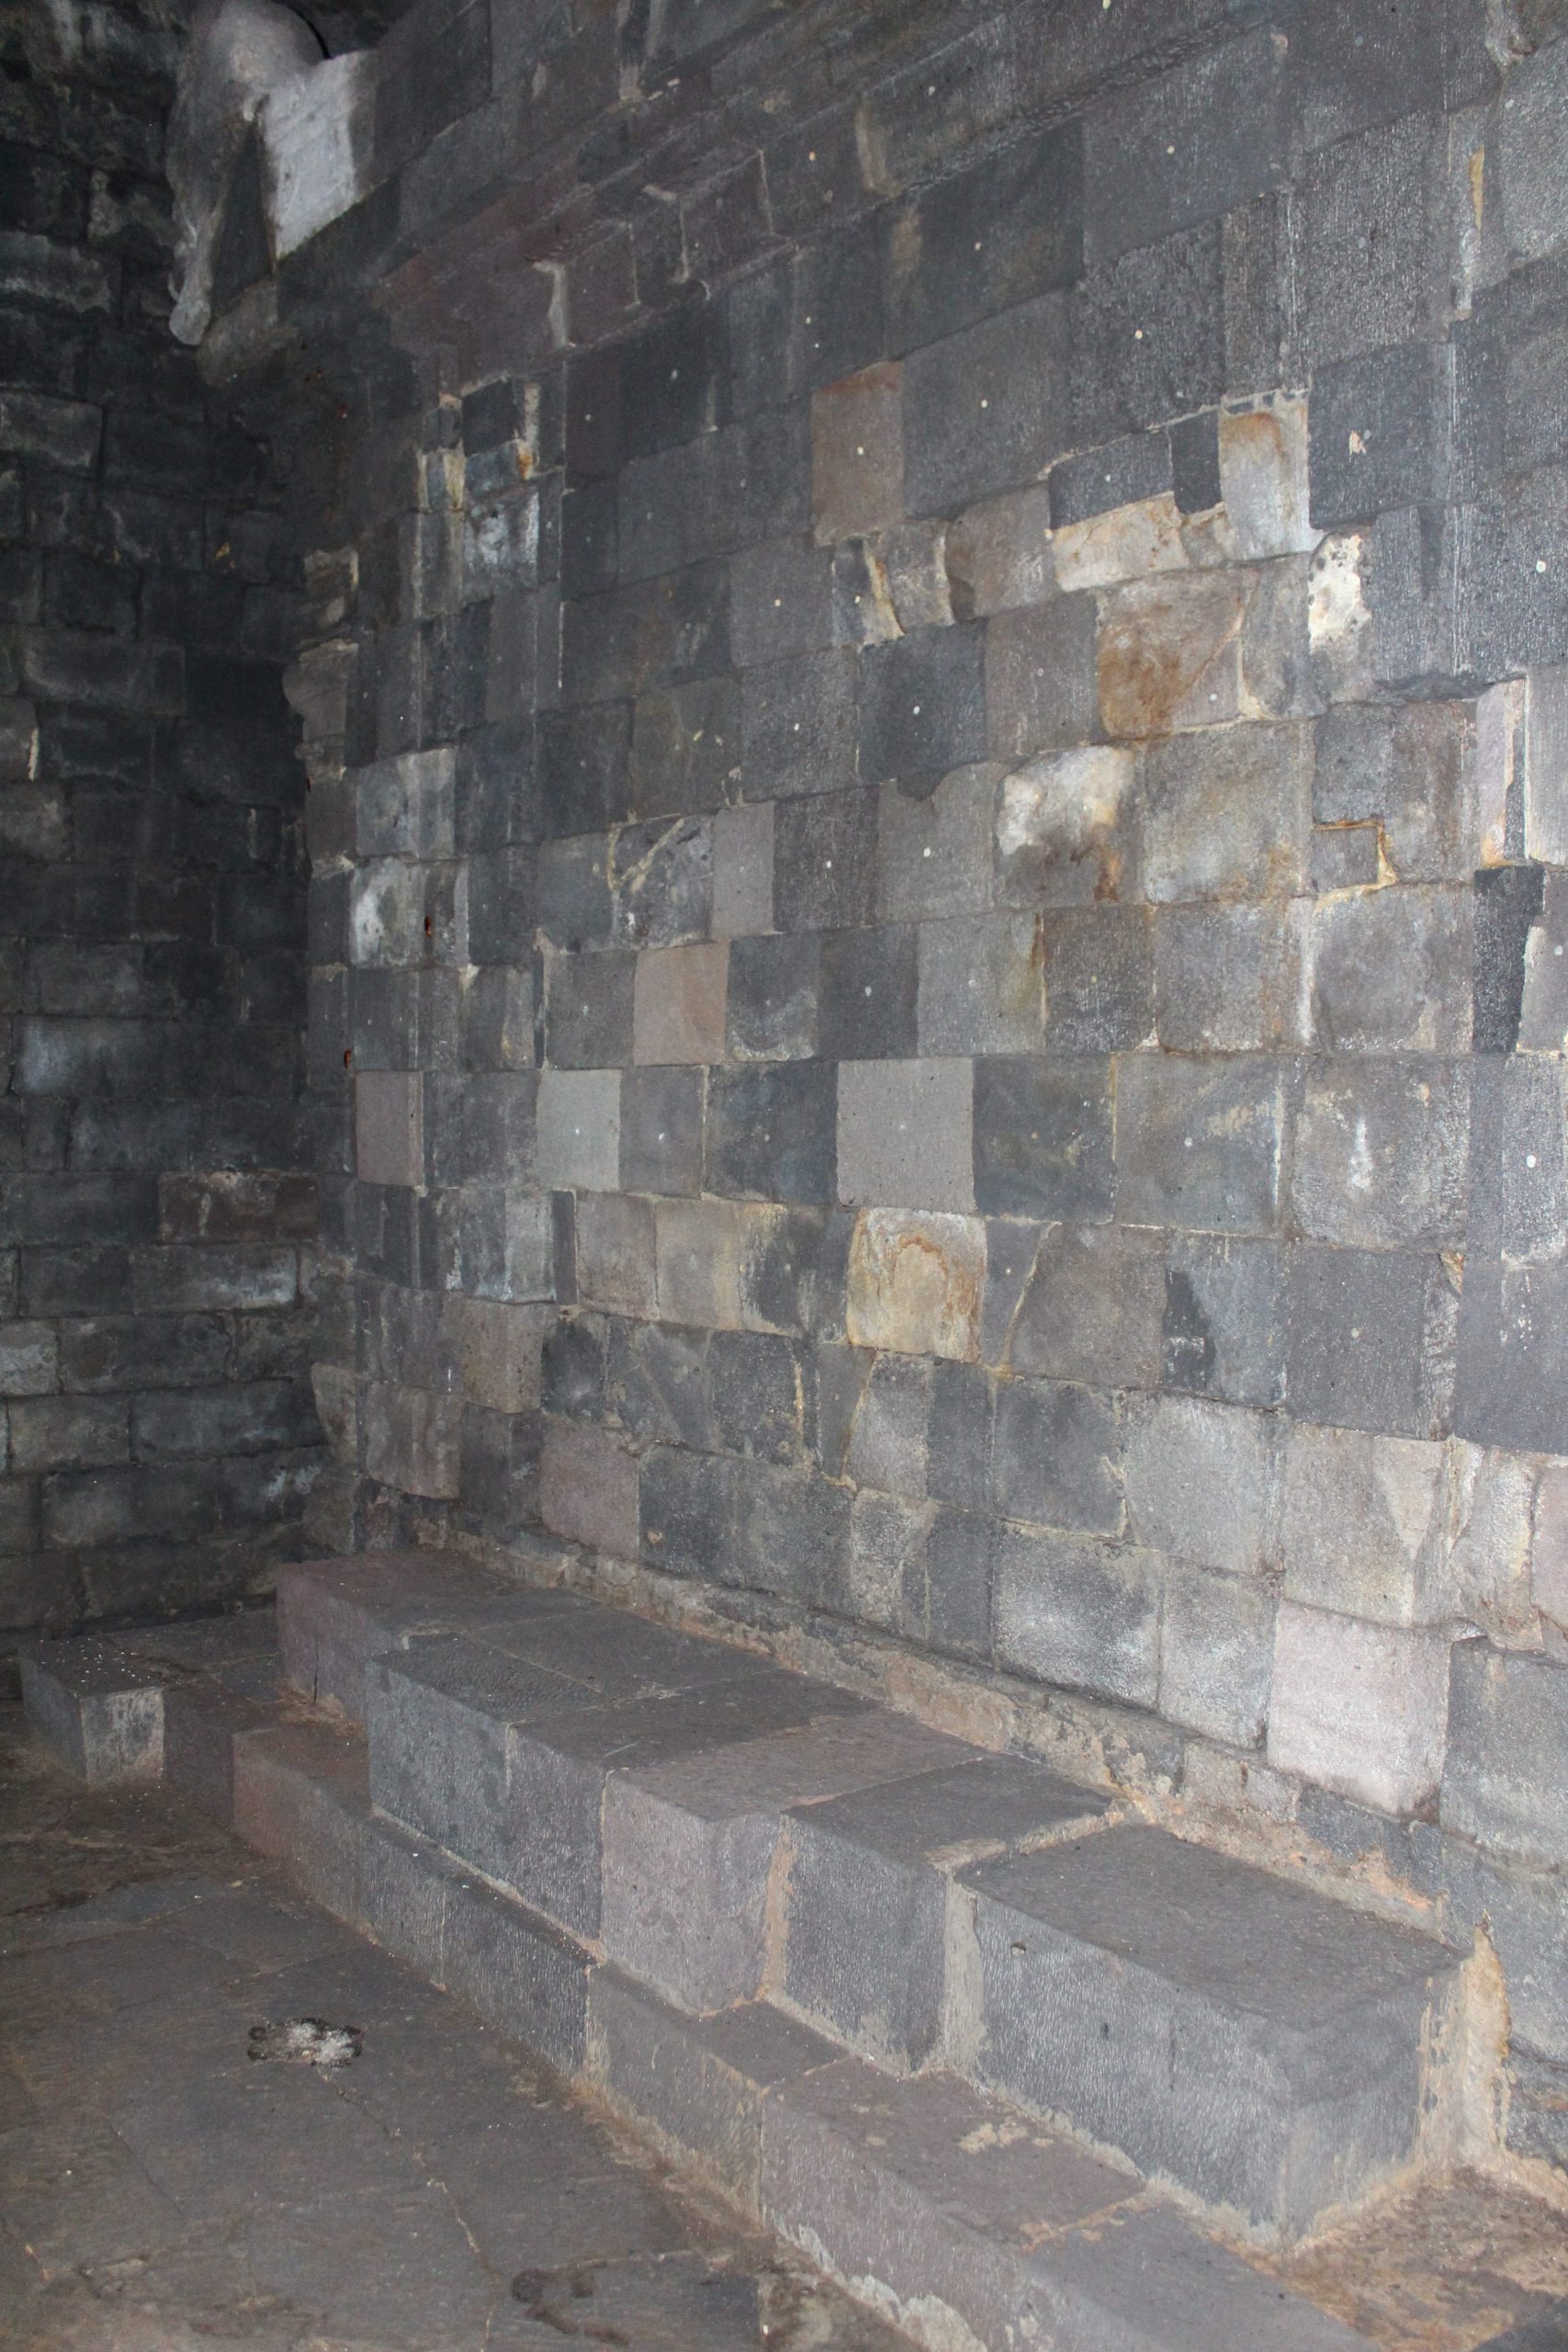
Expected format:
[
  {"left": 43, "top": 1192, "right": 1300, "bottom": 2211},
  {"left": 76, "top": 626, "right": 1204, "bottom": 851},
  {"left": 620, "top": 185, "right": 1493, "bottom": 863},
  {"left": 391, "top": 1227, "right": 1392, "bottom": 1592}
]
[
  {"left": 961, "top": 1825, "right": 1463, "bottom": 2236},
  {"left": 23, "top": 1561, "right": 1468, "bottom": 2341}
]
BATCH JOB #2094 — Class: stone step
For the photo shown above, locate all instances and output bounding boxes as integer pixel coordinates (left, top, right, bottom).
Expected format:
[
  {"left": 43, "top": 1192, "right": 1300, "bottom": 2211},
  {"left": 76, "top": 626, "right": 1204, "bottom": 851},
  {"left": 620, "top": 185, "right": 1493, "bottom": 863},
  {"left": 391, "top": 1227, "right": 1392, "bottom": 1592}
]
[{"left": 959, "top": 1825, "right": 1463, "bottom": 2238}]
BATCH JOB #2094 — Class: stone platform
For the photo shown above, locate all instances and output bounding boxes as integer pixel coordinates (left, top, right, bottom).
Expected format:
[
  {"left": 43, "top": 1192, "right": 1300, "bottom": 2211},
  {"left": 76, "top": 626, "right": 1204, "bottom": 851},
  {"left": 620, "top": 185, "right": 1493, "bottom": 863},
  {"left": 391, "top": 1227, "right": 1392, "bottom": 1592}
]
[{"left": 23, "top": 1552, "right": 1486, "bottom": 2352}]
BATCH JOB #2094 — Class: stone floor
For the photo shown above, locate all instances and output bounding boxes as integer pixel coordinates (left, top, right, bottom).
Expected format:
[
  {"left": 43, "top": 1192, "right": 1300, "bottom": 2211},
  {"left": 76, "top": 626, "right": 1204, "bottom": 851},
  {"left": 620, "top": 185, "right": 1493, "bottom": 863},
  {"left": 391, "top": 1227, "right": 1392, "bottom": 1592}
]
[{"left": 0, "top": 1704, "right": 908, "bottom": 2352}]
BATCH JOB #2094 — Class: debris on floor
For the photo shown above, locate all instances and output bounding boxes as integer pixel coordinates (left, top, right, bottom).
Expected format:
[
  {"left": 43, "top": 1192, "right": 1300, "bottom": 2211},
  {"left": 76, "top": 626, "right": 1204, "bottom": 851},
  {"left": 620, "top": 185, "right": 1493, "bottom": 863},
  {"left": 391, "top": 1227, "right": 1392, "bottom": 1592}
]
[{"left": 246, "top": 2017, "right": 363, "bottom": 2070}]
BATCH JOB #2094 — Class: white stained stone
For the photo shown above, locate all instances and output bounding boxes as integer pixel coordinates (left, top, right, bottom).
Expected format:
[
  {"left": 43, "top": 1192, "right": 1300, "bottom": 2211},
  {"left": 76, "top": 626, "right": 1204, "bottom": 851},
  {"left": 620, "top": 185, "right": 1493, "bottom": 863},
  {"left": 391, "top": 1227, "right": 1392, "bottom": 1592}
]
[
  {"left": 263, "top": 50, "right": 376, "bottom": 262},
  {"left": 1218, "top": 398, "right": 1318, "bottom": 560},
  {"left": 1267, "top": 1600, "right": 1450, "bottom": 1815},
  {"left": 1050, "top": 492, "right": 1190, "bottom": 594}
]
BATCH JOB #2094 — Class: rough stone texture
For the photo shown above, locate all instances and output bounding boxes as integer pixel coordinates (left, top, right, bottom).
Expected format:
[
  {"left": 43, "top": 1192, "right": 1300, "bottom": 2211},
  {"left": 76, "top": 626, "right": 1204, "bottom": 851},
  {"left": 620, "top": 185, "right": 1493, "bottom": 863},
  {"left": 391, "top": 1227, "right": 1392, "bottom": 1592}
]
[{"left": 961, "top": 1826, "right": 1461, "bottom": 2236}]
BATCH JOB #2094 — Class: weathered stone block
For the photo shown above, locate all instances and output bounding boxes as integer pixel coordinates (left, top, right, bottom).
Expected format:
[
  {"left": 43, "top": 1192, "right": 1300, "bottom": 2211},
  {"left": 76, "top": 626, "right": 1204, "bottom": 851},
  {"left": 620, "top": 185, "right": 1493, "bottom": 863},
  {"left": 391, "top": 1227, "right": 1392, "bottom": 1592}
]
[
  {"left": 902, "top": 294, "right": 1071, "bottom": 516},
  {"left": 355, "top": 1069, "right": 424, "bottom": 1190},
  {"left": 19, "top": 1635, "right": 164, "bottom": 1782},
  {"left": 711, "top": 801, "right": 773, "bottom": 938},
  {"left": 1142, "top": 721, "right": 1311, "bottom": 903},
  {"left": 859, "top": 626, "right": 986, "bottom": 786},
  {"left": 990, "top": 1375, "right": 1122, "bottom": 1537},
  {"left": 844, "top": 1352, "right": 929, "bottom": 1498},
  {"left": 963, "top": 1824, "right": 1457, "bottom": 2236},
  {"left": 972, "top": 1055, "right": 1113, "bottom": 1221},
  {"left": 708, "top": 1062, "right": 838, "bottom": 1205},
  {"left": 782, "top": 1753, "right": 1104, "bottom": 2072},
  {"left": 1084, "top": 24, "right": 1288, "bottom": 265},
  {"left": 1155, "top": 901, "right": 1310, "bottom": 1052},
  {"left": 439, "top": 1865, "right": 592, "bottom": 2076},
  {"left": 985, "top": 596, "right": 1100, "bottom": 761},
  {"left": 1278, "top": 1421, "right": 1450, "bottom": 1630},
  {"left": 739, "top": 648, "right": 857, "bottom": 803},
  {"left": 656, "top": 1195, "right": 743, "bottom": 1326},
  {"left": 818, "top": 923, "right": 918, "bottom": 1059},
  {"left": 1441, "top": 1644, "right": 1568, "bottom": 1871},
  {"left": 878, "top": 764, "right": 997, "bottom": 922},
  {"left": 1309, "top": 887, "right": 1472, "bottom": 1052},
  {"left": 1292, "top": 1058, "right": 1469, "bottom": 1250},
  {"left": 1010, "top": 1223, "right": 1166, "bottom": 1388},
  {"left": 231, "top": 1716, "right": 367, "bottom": 1924},
  {"left": 1268, "top": 1600, "right": 1450, "bottom": 1813},
  {"left": 573, "top": 1192, "right": 657, "bottom": 1316},
  {"left": 619, "top": 1064, "right": 704, "bottom": 1195},
  {"left": 540, "top": 1419, "right": 639, "bottom": 1560},
  {"left": 993, "top": 1525, "right": 1161, "bottom": 1706},
  {"left": 811, "top": 364, "right": 902, "bottom": 545},
  {"left": 993, "top": 745, "right": 1136, "bottom": 910},
  {"left": 1098, "top": 570, "right": 1249, "bottom": 738},
  {"left": 773, "top": 786, "right": 876, "bottom": 932},
  {"left": 1286, "top": 1243, "right": 1457, "bottom": 1442},
  {"left": 535, "top": 1068, "right": 620, "bottom": 1191},
  {"left": 639, "top": 1442, "right": 736, "bottom": 1579},
  {"left": 837, "top": 1058, "right": 973, "bottom": 1212},
  {"left": 945, "top": 484, "right": 1055, "bottom": 619},
  {"left": 845, "top": 1207, "right": 985, "bottom": 1362},
  {"left": 1114, "top": 1054, "right": 1285, "bottom": 1236},
  {"left": 632, "top": 940, "right": 728, "bottom": 1065},
  {"left": 1122, "top": 1393, "right": 1273, "bottom": 1577},
  {"left": 1158, "top": 1563, "right": 1275, "bottom": 1747}
]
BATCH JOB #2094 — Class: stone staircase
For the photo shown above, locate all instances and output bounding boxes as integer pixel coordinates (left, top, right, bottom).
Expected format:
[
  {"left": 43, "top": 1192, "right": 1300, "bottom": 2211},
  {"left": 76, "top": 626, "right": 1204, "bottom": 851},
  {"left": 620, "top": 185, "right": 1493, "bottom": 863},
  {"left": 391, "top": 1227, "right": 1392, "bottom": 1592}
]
[{"left": 21, "top": 1553, "right": 1479, "bottom": 2352}]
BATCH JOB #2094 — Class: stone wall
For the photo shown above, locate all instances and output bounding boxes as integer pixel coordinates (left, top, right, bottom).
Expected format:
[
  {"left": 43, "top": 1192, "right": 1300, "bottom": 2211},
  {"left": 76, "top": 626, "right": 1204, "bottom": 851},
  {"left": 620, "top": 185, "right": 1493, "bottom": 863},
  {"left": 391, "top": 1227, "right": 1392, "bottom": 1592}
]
[
  {"left": 0, "top": 0, "right": 321, "bottom": 1647},
  {"left": 205, "top": 0, "right": 1568, "bottom": 2150}
]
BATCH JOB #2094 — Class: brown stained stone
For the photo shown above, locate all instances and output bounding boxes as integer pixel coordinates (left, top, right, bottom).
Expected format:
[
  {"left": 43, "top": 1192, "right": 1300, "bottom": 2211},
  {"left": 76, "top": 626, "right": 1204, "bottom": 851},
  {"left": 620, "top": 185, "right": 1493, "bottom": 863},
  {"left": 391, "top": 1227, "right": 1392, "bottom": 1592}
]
[
  {"left": 811, "top": 364, "right": 904, "bottom": 546},
  {"left": 945, "top": 484, "right": 1055, "bottom": 618},
  {"left": 633, "top": 942, "right": 729, "bottom": 1065},
  {"left": 845, "top": 1207, "right": 984, "bottom": 1361},
  {"left": 1097, "top": 570, "right": 1252, "bottom": 739},
  {"left": 994, "top": 745, "right": 1137, "bottom": 908},
  {"left": 540, "top": 1419, "right": 640, "bottom": 1561}
]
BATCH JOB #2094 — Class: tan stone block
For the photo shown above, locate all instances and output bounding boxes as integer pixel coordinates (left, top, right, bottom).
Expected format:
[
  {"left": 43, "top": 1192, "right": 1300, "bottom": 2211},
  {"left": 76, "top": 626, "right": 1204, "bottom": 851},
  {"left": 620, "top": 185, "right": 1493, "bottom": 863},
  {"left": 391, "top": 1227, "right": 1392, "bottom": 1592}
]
[
  {"left": 946, "top": 485, "right": 1055, "bottom": 618},
  {"left": 1051, "top": 492, "right": 1189, "bottom": 594},
  {"left": 634, "top": 942, "right": 728, "bottom": 1065},
  {"left": 812, "top": 363, "right": 903, "bottom": 545},
  {"left": 656, "top": 1196, "right": 742, "bottom": 1327},
  {"left": 575, "top": 1191, "right": 658, "bottom": 1316},
  {"left": 845, "top": 1207, "right": 984, "bottom": 1361},
  {"left": 1098, "top": 571, "right": 1248, "bottom": 739},
  {"left": 540, "top": 1420, "right": 639, "bottom": 1561}
]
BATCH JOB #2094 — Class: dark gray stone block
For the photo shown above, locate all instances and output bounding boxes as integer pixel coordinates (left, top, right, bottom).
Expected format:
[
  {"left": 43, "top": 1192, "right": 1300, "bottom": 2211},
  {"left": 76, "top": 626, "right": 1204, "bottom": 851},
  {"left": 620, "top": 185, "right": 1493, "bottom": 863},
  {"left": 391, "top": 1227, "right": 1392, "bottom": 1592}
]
[
  {"left": 1163, "top": 1233, "right": 1286, "bottom": 1408},
  {"left": 1011, "top": 1223, "right": 1167, "bottom": 1389},
  {"left": 818, "top": 924, "right": 918, "bottom": 1060},
  {"left": 619, "top": 1064, "right": 705, "bottom": 1195},
  {"left": 739, "top": 648, "right": 858, "bottom": 804},
  {"left": 1114, "top": 1055, "right": 1285, "bottom": 1237},
  {"left": 1286, "top": 1244, "right": 1458, "bottom": 1440},
  {"left": 732, "top": 1457, "right": 852, "bottom": 1609},
  {"left": 707, "top": 1329, "right": 812, "bottom": 1465},
  {"left": 706, "top": 1061, "right": 837, "bottom": 1204},
  {"left": 962, "top": 1825, "right": 1461, "bottom": 2236},
  {"left": 544, "top": 948, "right": 635, "bottom": 1069},
  {"left": 19, "top": 1635, "right": 164, "bottom": 1783},
  {"left": 1083, "top": 25, "right": 1288, "bottom": 265},
  {"left": 989, "top": 1375, "right": 1122, "bottom": 1537},
  {"left": 992, "top": 1526, "right": 1162, "bottom": 1706},
  {"left": 773, "top": 786, "right": 877, "bottom": 933},
  {"left": 903, "top": 296, "right": 1072, "bottom": 517},
  {"left": 858, "top": 628, "right": 986, "bottom": 789},
  {"left": 727, "top": 933, "right": 822, "bottom": 1061},
  {"left": 1454, "top": 1257, "right": 1568, "bottom": 1454},
  {"left": 1441, "top": 1644, "right": 1568, "bottom": 1872},
  {"left": 1069, "top": 222, "right": 1226, "bottom": 445},
  {"left": 973, "top": 1056, "right": 1114, "bottom": 1221},
  {"left": 886, "top": 122, "right": 1082, "bottom": 355},
  {"left": 782, "top": 1755, "right": 1108, "bottom": 2071},
  {"left": 439, "top": 1862, "right": 592, "bottom": 2075},
  {"left": 1050, "top": 430, "right": 1171, "bottom": 530},
  {"left": 1308, "top": 343, "right": 1454, "bottom": 526}
]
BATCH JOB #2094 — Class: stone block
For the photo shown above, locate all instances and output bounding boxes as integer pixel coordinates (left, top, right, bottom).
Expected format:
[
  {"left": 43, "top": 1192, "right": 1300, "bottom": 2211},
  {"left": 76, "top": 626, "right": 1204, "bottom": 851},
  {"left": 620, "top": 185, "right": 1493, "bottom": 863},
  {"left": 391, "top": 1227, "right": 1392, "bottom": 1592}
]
[
  {"left": 1456, "top": 1257, "right": 1568, "bottom": 1454},
  {"left": 536, "top": 1068, "right": 620, "bottom": 1191},
  {"left": 739, "top": 1204, "right": 853, "bottom": 1342},
  {"left": 990, "top": 1375, "right": 1122, "bottom": 1537},
  {"left": 878, "top": 764, "right": 998, "bottom": 922},
  {"left": 1098, "top": 571, "right": 1249, "bottom": 739},
  {"left": 1158, "top": 1563, "right": 1275, "bottom": 1747},
  {"left": 545, "top": 948, "right": 634, "bottom": 1069},
  {"left": 707, "top": 1329, "right": 811, "bottom": 1466},
  {"left": 773, "top": 786, "right": 876, "bottom": 932},
  {"left": 656, "top": 1195, "right": 743, "bottom": 1325},
  {"left": 915, "top": 913, "right": 1043, "bottom": 1057},
  {"left": 711, "top": 802, "right": 773, "bottom": 937},
  {"left": 781, "top": 1753, "right": 1106, "bottom": 2071},
  {"left": 366, "top": 1637, "right": 590, "bottom": 1882},
  {"left": 707, "top": 1062, "right": 838, "bottom": 1205},
  {"left": 962, "top": 1824, "right": 1458, "bottom": 2236},
  {"left": 1142, "top": 721, "right": 1311, "bottom": 903},
  {"left": 1163, "top": 1233, "right": 1288, "bottom": 1408},
  {"left": 1216, "top": 398, "right": 1315, "bottom": 559},
  {"left": 1050, "top": 493, "right": 1190, "bottom": 594},
  {"left": 1277, "top": 1422, "right": 1452, "bottom": 1630},
  {"left": 760, "top": 2056, "right": 1366, "bottom": 2352},
  {"left": 619, "top": 1064, "right": 704, "bottom": 1195},
  {"left": 1010, "top": 1223, "right": 1166, "bottom": 1388},
  {"left": 1292, "top": 1058, "right": 1469, "bottom": 1250},
  {"left": 600, "top": 1708, "right": 959, "bottom": 2015},
  {"left": 363, "top": 1382, "right": 463, "bottom": 1500},
  {"left": 355, "top": 748, "right": 457, "bottom": 860},
  {"left": 985, "top": 597, "right": 1100, "bottom": 761},
  {"left": 728, "top": 536, "right": 835, "bottom": 670},
  {"left": 971, "top": 1056, "right": 1113, "bottom": 1221},
  {"left": 639, "top": 1442, "right": 735, "bottom": 1579},
  {"left": 231, "top": 1716, "right": 367, "bottom": 1924},
  {"left": 1268, "top": 1600, "right": 1450, "bottom": 1814},
  {"left": 726, "top": 933, "right": 820, "bottom": 1061},
  {"left": 1442, "top": 1645, "right": 1568, "bottom": 1871},
  {"left": 355, "top": 1069, "right": 424, "bottom": 1189},
  {"left": 1498, "top": 29, "right": 1568, "bottom": 267},
  {"left": 844, "top": 1353, "right": 930, "bottom": 1498},
  {"left": 540, "top": 1419, "right": 639, "bottom": 1559},
  {"left": 612, "top": 816, "right": 714, "bottom": 952},
  {"left": 818, "top": 924, "right": 918, "bottom": 1059},
  {"left": 1122, "top": 1393, "right": 1273, "bottom": 1577},
  {"left": 739, "top": 648, "right": 857, "bottom": 804},
  {"left": 1050, "top": 430, "right": 1171, "bottom": 529},
  {"left": 1154, "top": 901, "right": 1310, "bottom": 1052},
  {"left": 1308, "top": 347, "right": 1452, "bottom": 530},
  {"left": 887, "top": 120, "right": 1083, "bottom": 350},
  {"left": 1291, "top": 115, "right": 1458, "bottom": 371},
  {"left": 811, "top": 364, "right": 903, "bottom": 545},
  {"left": 457, "top": 1185, "right": 556, "bottom": 1303},
  {"left": 628, "top": 676, "right": 739, "bottom": 822},
  {"left": 902, "top": 294, "right": 1071, "bottom": 516},
  {"left": 20, "top": 1635, "right": 163, "bottom": 1783},
  {"left": 1309, "top": 887, "right": 1472, "bottom": 1052},
  {"left": 944, "top": 485, "right": 1055, "bottom": 619},
  {"left": 993, "top": 1526, "right": 1162, "bottom": 1705},
  {"left": 1519, "top": 871, "right": 1568, "bottom": 1052},
  {"left": 838, "top": 1058, "right": 973, "bottom": 1213},
  {"left": 1084, "top": 24, "right": 1288, "bottom": 264},
  {"left": 1286, "top": 1244, "right": 1457, "bottom": 1442},
  {"left": 1113, "top": 1054, "right": 1285, "bottom": 1237},
  {"left": 991, "top": 742, "right": 1142, "bottom": 908},
  {"left": 439, "top": 1866, "right": 592, "bottom": 2077},
  {"left": 846, "top": 1208, "right": 985, "bottom": 1362},
  {"left": 589, "top": 1971, "right": 840, "bottom": 2211},
  {"left": 859, "top": 626, "right": 986, "bottom": 787},
  {"left": 574, "top": 1193, "right": 657, "bottom": 1317},
  {"left": 631, "top": 941, "right": 728, "bottom": 1066}
]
